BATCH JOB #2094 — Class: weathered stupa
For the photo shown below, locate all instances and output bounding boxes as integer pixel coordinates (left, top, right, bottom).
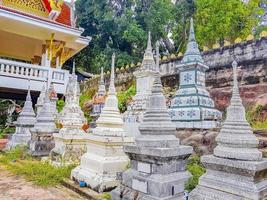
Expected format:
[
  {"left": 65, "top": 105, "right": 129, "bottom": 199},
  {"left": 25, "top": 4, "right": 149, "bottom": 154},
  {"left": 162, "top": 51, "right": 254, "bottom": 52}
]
[
  {"left": 169, "top": 18, "right": 221, "bottom": 129},
  {"left": 35, "top": 81, "right": 46, "bottom": 116},
  {"left": 48, "top": 82, "right": 58, "bottom": 119},
  {"left": 50, "top": 63, "right": 87, "bottom": 165},
  {"left": 29, "top": 87, "right": 57, "bottom": 157},
  {"left": 190, "top": 61, "right": 267, "bottom": 200},
  {"left": 90, "top": 67, "right": 106, "bottom": 128},
  {"left": 123, "top": 32, "right": 158, "bottom": 137},
  {"left": 112, "top": 43, "right": 193, "bottom": 200},
  {"left": 71, "top": 53, "right": 133, "bottom": 192},
  {"left": 7, "top": 85, "right": 36, "bottom": 149}
]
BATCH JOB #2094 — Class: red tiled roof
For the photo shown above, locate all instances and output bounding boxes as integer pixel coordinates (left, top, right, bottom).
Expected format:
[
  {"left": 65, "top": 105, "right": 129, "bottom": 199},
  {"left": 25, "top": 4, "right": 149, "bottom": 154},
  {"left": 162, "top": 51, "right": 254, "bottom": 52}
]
[
  {"left": 0, "top": 4, "right": 77, "bottom": 30},
  {"left": 56, "top": 3, "right": 72, "bottom": 27}
]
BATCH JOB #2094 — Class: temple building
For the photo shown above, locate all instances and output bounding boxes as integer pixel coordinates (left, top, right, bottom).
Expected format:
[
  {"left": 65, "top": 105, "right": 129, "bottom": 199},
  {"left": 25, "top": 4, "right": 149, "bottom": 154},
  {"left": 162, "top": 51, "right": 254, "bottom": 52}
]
[
  {"left": 0, "top": 0, "right": 90, "bottom": 96},
  {"left": 190, "top": 61, "right": 267, "bottom": 199},
  {"left": 71, "top": 54, "right": 133, "bottom": 192},
  {"left": 169, "top": 19, "right": 221, "bottom": 129},
  {"left": 123, "top": 32, "right": 158, "bottom": 137},
  {"left": 90, "top": 67, "right": 106, "bottom": 128},
  {"left": 112, "top": 43, "right": 193, "bottom": 200},
  {"left": 50, "top": 63, "right": 87, "bottom": 165}
]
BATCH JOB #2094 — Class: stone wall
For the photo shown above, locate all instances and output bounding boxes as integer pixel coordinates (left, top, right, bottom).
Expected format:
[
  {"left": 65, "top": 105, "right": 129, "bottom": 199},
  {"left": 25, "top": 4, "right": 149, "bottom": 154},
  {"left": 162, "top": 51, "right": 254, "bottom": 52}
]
[{"left": 81, "top": 37, "right": 267, "bottom": 110}]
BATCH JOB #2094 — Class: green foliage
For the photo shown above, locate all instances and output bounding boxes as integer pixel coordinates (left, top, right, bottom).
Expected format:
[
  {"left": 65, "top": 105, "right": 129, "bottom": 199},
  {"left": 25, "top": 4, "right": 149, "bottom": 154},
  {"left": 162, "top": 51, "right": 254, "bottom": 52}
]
[
  {"left": 74, "top": 0, "right": 195, "bottom": 73},
  {"left": 0, "top": 147, "right": 75, "bottom": 187},
  {"left": 185, "top": 155, "right": 206, "bottom": 192},
  {"left": 102, "top": 192, "right": 111, "bottom": 200},
  {"left": 246, "top": 104, "right": 267, "bottom": 130},
  {"left": 56, "top": 99, "right": 65, "bottom": 113},
  {"left": 80, "top": 89, "right": 96, "bottom": 123},
  {"left": 117, "top": 85, "right": 136, "bottom": 113},
  {"left": 195, "top": 0, "right": 263, "bottom": 47}
]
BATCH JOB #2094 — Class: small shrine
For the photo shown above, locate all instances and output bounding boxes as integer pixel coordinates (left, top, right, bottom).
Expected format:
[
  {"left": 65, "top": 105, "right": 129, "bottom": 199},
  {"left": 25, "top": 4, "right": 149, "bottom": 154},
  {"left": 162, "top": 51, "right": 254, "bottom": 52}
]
[
  {"left": 190, "top": 61, "right": 267, "bottom": 199},
  {"left": 112, "top": 44, "right": 193, "bottom": 200},
  {"left": 50, "top": 63, "right": 88, "bottom": 165},
  {"left": 169, "top": 18, "right": 221, "bottom": 129},
  {"left": 123, "top": 32, "right": 158, "bottom": 137},
  {"left": 71, "top": 54, "right": 133, "bottom": 192},
  {"left": 90, "top": 67, "right": 106, "bottom": 128},
  {"left": 7, "top": 85, "right": 36, "bottom": 149},
  {"left": 29, "top": 88, "right": 57, "bottom": 157}
]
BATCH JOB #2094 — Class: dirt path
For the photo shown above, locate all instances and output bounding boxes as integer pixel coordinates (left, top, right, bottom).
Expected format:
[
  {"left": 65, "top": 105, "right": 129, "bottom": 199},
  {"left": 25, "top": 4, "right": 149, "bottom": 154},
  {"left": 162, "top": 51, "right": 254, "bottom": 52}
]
[{"left": 0, "top": 169, "right": 85, "bottom": 200}]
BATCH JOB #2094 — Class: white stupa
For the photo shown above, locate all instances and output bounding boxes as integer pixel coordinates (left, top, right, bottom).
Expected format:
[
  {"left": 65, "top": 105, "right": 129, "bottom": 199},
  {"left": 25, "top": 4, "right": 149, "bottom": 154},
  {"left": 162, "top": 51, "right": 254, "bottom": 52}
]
[{"left": 71, "top": 53, "right": 134, "bottom": 192}]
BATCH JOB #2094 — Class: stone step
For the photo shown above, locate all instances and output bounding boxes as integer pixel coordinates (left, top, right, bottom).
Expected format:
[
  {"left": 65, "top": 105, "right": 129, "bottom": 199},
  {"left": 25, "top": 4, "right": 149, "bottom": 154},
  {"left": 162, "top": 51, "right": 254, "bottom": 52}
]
[{"left": 62, "top": 179, "right": 102, "bottom": 200}]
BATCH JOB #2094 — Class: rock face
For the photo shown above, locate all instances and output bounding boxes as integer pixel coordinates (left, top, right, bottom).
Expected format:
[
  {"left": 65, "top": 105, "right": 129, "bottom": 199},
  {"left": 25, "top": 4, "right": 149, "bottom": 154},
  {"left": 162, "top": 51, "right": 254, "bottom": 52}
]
[
  {"left": 7, "top": 86, "right": 36, "bottom": 149},
  {"left": 111, "top": 44, "right": 193, "bottom": 200},
  {"left": 29, "top": 89, "right": 57, "bottom": 157},
  {"left": 71, "top": 54, "right": 133, "bottom": 192},
  {"left": 190, "top": 61, "right": 267, "bottom": 200},
  {"left": 176, "top": 129, "right": 219, "bottom": 155},
  {"left": 123, "top": 32, "right": 158, "bottom": 137},
  {"left": 50, "top": 65, "right": 87, "bottom": 165},
  {"left": 169, "top": 19, "right": 222, "bottom": 129}
]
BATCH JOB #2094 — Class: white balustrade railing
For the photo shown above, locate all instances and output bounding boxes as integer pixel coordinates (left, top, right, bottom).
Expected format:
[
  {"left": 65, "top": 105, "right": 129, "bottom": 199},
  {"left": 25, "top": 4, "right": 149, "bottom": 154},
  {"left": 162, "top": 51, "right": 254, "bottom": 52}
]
[{"left": 0, "top": 58, "right": 69, "bottom": 94}]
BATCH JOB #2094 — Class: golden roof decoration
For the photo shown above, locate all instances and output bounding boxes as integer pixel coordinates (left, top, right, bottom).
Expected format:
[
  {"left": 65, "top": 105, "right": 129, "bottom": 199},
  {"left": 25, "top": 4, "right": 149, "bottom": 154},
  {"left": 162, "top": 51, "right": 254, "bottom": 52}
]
[{"left": 2, "top": 0, "right": 49, "bottom": 17}]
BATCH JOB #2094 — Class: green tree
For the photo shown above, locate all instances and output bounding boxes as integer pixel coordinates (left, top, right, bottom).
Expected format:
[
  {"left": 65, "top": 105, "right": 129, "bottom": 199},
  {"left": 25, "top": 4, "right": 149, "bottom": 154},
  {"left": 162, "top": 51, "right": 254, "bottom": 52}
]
[{"left": 195, "top": 0, "right": 263, "bottom": 47}]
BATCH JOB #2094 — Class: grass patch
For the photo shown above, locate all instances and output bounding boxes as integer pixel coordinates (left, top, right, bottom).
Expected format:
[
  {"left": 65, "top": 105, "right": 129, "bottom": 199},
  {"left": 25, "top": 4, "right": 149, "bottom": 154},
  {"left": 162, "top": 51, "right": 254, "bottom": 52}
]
[
  {"left": 246, "top": 104, "right": 267, "bottom": 131},
  {"left": 185, "top": 155, "right": 206, "bottom": 192},
  {"left": 0, "top": 147, "right": 75, "bottom": 187}
]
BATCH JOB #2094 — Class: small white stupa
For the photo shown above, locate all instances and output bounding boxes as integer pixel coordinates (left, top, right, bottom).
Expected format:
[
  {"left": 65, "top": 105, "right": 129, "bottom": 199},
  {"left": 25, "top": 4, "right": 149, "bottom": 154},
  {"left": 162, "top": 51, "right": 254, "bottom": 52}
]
[
  {"left": 123, "top": 32, "right": 158, "bottom": 137},
  {"left": 50, "top": 62, "right": 87, "bottom": 165},
  {"left": 71, "top": 53, "right": 134, "bottom": 192},
  {"left": 7, "top": 83, "right": 36, "bottom": 149}
]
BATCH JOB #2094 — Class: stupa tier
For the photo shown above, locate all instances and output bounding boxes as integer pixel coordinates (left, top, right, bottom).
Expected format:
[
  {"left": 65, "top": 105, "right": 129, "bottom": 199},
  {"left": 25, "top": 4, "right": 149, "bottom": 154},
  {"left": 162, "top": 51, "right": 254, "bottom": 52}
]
[
  {"left": 90, "top": 67, "right": 106, "bottom": 128},
  {"left": 50, "top": 63, "right": 87, "bottom": 165},
  {"left": 123, "top": 32, "right": 158, "bottom": 137},
  {"left": 190, "top": 61, "right": 267, "bottom": 200},
  {"left": 29, "top": 88, "right": 57, "bottom": 157},
  {"left": 71, "top": 54, "right": 133, "bottom": 192},
  {"left": 169, "top": 18, "right": 221, "bottom": 129},
  {"left": 112, "top": 43, "right": 193, "bottom": 200},
  {"left": 7, "top": 85, "right": 36, "bottom": 149}
]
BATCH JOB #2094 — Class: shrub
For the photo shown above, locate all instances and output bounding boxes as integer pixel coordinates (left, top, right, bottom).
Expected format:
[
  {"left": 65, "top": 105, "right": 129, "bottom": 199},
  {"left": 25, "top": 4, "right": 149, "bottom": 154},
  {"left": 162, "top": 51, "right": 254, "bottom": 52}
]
[
  {"left": 185, "top": 155, "right": 206, "bottom": 192},
  {"left": 56, "top": 99, "right": 65, "bottom": 113},
  {"left": 117, "top": 85, "right": 136, "bottom": 113}
]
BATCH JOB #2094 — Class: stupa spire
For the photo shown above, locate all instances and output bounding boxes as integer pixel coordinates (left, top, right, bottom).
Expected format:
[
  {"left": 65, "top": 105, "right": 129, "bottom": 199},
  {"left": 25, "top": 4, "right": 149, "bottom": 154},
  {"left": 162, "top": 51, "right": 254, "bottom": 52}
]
[
  {"left": 182, "top": 18, "right": 204, "bottom": 64},
  {"left": 108, "top": 53, "right": 116, "bottom": 95},
  {"left": 214, "top": 61, "right": 262, "bottom": 161},
  {"left": 140, "top": 31, "right": 156, "bottom": 71},
  {"left": 72, "top": 59, "right": 76, "bottom": 74},
  {"left": 98, "top": 67, "right": 105, "bottom": 96},
  {"left": 156, "top": 41, "right": 160, "bottom": 73}
]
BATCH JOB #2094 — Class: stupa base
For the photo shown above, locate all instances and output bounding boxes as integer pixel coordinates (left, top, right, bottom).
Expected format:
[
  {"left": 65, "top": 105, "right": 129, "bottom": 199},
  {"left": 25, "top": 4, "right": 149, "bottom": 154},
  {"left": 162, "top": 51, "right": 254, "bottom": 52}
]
[
  {"left": 111, "top": 143, "right": 192, "bottom": 200},
  {"left": 29, "top": 140, "right": 55, "bottom": 157},
  {"left": 50, "top": 132, "right": 87, "bottom": 165},
  {"left": 111, "top": 184, "right": 184, "bottom": 200},
  {"left": 173, "top": 120, "right": 220, "bottom": 129},
  {"left": 71, "top": 134, "right": 133, "bottom": 192},
  {"left": 7, "top": 133, "right": 31, "bottom": 149},
  {"left": 190, "top": 155, "right": 267, "bottom": 200},
  {"left": 71, "top": 166, "right": 119, "bottom": 192}
]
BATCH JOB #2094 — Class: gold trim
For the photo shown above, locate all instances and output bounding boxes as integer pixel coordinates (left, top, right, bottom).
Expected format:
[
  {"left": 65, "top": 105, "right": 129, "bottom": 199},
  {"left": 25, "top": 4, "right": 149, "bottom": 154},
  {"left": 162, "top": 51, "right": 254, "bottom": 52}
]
[{"left": 2, "top": 0, "right": 49, "bottom": 18}]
